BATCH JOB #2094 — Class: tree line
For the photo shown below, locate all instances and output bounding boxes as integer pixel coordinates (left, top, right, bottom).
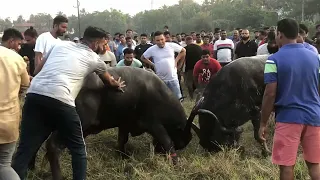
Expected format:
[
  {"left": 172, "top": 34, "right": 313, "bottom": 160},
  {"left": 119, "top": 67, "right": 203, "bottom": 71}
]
[{"left": 0, "top": 0, "right": 319, "bottom": 37}]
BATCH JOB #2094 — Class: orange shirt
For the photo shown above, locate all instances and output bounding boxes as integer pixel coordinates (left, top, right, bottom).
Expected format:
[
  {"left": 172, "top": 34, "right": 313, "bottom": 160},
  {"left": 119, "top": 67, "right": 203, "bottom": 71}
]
[{"left": 0, "top": 46, "right": 30, "bottom": 144}]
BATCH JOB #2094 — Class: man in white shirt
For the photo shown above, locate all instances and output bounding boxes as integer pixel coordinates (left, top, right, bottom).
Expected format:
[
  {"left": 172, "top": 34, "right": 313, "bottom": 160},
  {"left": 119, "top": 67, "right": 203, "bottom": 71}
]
[
  {"left": 141, "top": 31, "right": 186, "bottom": 101},
  {"left": 12, "top": 26, "right": 125, "bottom": 180},
  {"left": 34, "top": 15, "right": 68, "bottom": 68},
  {"left": 99, "top": 39, "right": 117, "bottom": 67},
  {"left": 213, "top": 30, "right": 234, "bottom": 66}
]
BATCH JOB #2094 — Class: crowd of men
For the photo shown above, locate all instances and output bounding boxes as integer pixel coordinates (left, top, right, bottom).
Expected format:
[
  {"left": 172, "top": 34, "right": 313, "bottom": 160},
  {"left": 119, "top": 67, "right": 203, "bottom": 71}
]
[{"left": 1, "top": 14, "right": 320, "bottom": 180}]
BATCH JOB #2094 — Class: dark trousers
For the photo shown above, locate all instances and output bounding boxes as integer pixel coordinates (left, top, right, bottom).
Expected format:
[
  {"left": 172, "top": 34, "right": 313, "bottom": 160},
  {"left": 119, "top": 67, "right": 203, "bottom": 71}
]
[{"left": 12, "top": 93, "right": 87, "bottom": 180}]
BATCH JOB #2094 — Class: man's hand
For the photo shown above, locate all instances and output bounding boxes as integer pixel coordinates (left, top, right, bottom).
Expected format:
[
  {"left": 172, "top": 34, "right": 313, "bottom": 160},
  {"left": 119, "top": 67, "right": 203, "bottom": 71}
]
[
  {"left": 258, "top": 124, "right": 267, "bottom": 142},
  {"left": 108, "top": 76, "right": 126, "bottom": 92}
]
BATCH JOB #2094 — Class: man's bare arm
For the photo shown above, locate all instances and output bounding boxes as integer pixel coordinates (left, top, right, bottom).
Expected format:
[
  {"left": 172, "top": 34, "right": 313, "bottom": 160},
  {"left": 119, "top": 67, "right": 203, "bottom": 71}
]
[
  {"left": 33, "top": 58, "right": 47, "bottom": 76},
  {"left": 175, "top": 48, "right": 186, "bottom": 68},
  {"left": 141, "top": 55, "right": 154, "bottom": 67},
  {"left": 260, "top": 82, "right": 277, "bottom": 127},
  {"left": 34, "top": 52, "right": 43, "bottom": 68}
]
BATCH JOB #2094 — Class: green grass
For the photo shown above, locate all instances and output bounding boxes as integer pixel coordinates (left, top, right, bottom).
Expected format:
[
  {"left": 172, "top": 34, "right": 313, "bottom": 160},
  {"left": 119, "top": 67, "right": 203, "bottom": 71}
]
[{"left": 25, "top": 95, "right": 310, "bottom": 180}]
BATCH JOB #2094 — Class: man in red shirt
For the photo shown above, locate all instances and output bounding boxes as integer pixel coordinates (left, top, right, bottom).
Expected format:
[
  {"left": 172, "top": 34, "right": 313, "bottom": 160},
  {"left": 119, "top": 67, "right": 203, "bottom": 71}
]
[
  {"left": 201, "top": 35, "right": 214, "bottom": 57},
  {"left": 193, "top": 50, "right": 222, "bottom": 101}
]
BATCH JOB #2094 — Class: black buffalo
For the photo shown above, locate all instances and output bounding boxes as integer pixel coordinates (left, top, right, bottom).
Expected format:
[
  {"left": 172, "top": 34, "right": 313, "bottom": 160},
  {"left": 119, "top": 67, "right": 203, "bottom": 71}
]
[
  {"left": 188, "top": 55, "right": 271, "bottom": 155},
  {"left": 29, "top": 67, "right": 194, "bottom": 180}
]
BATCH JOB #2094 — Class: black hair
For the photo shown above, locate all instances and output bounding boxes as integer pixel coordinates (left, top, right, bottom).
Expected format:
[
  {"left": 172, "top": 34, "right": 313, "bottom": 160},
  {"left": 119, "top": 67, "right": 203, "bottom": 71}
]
[
  {"left": 254, "top": 30, "right": 259, "bottom": 33},
  {"left": 123, "top": 48, "right": 134, "bottom": 55},
  {"left": 119, "top": 33, "right": 125, "bottom": 37},
  {"left": 277, "top": 18, "right": 299, "bottom": 39},
  {"left": 181, "top": 32, "right": 186, "bottom": 35},
  {"left": 196, "top": 33, "right": 201, "bottom": 36},
  {"left": 154, "top": 31, "right": 164, "bottom": 37},
  {"left": 203, "top": 35, "right": 210, "bottom": 39},
  {"left": 221, "top": 30, "right": 226, "bottom": 33},
  {"left": 201, "top": 30, "right": 206, "bottom": 32},
  {"left": 164, "top": 31, "right": 171, "bottom": 36},
  {"left": 176, "top": 33, "right": 180, "bottom": 36},
  {"left": 263, "top": 27, "right": 270, "bottom": 30},
  {"left": 140, "top": 33, "right": 148, "bottom": 37},
  {"left": 125, "top": 36, "right": 132, "bottom": 41},
  {"left": 299, "top": 24, "right": 309, "bottom": 34},
  {"left": 164, "top": 25, "right": 168, "bottom": 29},
  {"left": 114, "top": 32, "right": 120, "bottom": 36},
  {"left": 126, "top": 29, "right": 133, "bottom": 33},
  {"left": 83, "top": 26, "right": 107, "bottom": 42},
  {"left": 259, "top": 30, "right": 267, "bottom": 36},
  {"left": 2, "top": 28, "right": 23, "bottom": 42},
  {"left": 53, "top": 15, "right": 68, "bottom": 27},
  {"left": 214, "top": 28, "right": 221, "bottom": 33},
  {"left": 267, "top": 31, "right": 276, "bottom": 41},
  {"left": 236, "top": 28, "right": 241, "bottom": 31},
  {"left": 24, "top": 26, "right": 38, "bottom": 38},
  {"left": 202, "top": 49, "right": 210, "bottom": 56}
]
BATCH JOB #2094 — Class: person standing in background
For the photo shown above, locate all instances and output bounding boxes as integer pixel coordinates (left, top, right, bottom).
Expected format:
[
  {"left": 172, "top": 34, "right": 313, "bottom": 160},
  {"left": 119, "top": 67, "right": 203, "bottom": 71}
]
[
  {"left": 34, "top": 15, "right": 68, "bottom": 68},
  {"left": 19, "top": 26, "right": 38, "bottom": 76}
]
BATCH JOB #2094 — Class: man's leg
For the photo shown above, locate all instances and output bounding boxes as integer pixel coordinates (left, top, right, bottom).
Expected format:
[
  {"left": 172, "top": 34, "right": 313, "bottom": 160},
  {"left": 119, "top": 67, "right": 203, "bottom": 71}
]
[
  {"left": 0, "top": 143, "right": 20, "bottom": 180},
  {"left": 301, "top": 126, "right": 320, "bottom": 179},
  {"left": 184, "top": 71, "right": 194, "bottom": 99},
  {"left": 54, "top": 102, "right": 87, "bottom": 180},
  {"left": 272, "top": 122, "right": 302, "bottom": 180},
  {"left": 165, "top": 79, "right": 183, "bottom": 101},
  {"left": 12, "top": 94, "right": 54, "bottom": 179}
]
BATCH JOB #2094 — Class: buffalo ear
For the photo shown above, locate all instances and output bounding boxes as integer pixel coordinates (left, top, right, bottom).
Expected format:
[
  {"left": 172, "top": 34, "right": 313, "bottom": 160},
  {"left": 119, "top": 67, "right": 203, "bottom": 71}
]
[{"left": 191, "top": 122, "right": 200, "bottom": 138}]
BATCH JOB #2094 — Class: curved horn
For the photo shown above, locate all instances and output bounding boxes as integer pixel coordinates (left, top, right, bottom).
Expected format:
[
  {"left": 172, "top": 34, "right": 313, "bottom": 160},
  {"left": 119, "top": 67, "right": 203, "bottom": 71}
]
[
  {"left": 191, "top": 122, "right": 200, "bottom": 137},
  {"left": 198, "top": 109, "right": 234, "bottom": 134},
  {"left": 185, "top": 97, "right": 204, "bottom": 132}
]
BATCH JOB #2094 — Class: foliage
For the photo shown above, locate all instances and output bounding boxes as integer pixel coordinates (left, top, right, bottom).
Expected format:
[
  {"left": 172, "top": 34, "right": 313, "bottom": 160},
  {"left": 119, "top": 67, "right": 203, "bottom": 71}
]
[{"left": 0, "top": 0, "right": 319, "bottom": 36}]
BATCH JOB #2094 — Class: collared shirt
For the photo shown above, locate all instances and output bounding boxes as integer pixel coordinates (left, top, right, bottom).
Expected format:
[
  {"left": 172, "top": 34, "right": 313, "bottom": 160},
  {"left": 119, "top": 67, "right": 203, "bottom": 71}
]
[
  {"left": 264, "top": 43, "right": 320, "bottom": 126},
  {"left": 0, "top": 46, "right": 30, "bottom": 144},
  {"left": 235, "top": 40, "right": 258, "bottom": 58}
]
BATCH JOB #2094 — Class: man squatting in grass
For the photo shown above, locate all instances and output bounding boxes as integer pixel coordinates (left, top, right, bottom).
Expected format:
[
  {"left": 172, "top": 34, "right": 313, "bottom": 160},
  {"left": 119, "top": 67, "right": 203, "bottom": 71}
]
[
  {"left": 11, "top": 26, "right": 125, "bottom": 180},
  {"left": 259, "top": 18, "right": 320, "bottom": 180}
]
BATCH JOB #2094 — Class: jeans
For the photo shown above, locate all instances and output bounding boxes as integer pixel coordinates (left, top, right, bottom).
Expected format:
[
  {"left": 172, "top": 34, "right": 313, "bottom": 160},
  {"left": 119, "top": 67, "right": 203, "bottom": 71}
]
[
  {"left": 12, "top": 93, "right": 87, "bottom": 180},
  {"left": 0, "top": 142, "right": 20, "bottom": 180},
  {"left": 164, "top": 79, "right": 183, "bottom": 100}
]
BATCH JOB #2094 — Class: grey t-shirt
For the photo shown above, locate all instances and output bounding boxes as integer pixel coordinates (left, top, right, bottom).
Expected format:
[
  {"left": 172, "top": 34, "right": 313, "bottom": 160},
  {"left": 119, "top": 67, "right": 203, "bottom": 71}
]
[{"left": 28, "top": 41, "right": 108, "bottom": 106}]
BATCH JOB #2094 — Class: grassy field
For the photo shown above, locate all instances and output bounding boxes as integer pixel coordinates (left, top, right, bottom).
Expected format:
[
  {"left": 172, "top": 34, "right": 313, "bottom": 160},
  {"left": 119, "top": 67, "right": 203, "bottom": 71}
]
[{"left": 24, "top": 97, "right": 310, "bottom": 180}]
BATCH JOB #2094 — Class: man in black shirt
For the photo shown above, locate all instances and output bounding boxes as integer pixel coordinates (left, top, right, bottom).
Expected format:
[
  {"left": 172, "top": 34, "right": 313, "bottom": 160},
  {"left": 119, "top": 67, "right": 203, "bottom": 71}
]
[
  {"left": 235, "top": 29, "right": 258, "bottom": 59},
  {"left": 134, "top": 33, "right": 152, "bottom": 61},
  {"left": 19, "top": 27, "right": 38, "bottom": 76},
  {"left": 184, "top": 36, "right": 203, "bottom": 99}
]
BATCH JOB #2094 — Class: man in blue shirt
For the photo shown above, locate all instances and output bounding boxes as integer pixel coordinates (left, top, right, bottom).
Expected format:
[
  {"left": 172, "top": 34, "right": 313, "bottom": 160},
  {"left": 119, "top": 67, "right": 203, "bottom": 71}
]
[{"left": 259, "top": 18, "right": 320, "bottom": 180}]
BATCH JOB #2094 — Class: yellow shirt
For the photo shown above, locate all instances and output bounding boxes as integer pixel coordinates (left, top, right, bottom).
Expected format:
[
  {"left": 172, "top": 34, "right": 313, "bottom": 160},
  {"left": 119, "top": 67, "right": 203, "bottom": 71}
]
[{"left": 0, "top": 46, "right": 30, "bottom": 144}]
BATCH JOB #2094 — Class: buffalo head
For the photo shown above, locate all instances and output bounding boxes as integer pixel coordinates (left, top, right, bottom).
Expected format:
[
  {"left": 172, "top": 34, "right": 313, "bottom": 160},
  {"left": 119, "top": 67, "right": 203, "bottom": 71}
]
[{"left": 185, "top": 97, "right": 243, "bottom": 152}]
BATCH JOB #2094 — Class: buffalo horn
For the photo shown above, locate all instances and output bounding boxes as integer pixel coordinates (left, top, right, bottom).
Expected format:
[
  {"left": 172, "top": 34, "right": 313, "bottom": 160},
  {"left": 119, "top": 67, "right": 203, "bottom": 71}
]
[
  {"left": 191, "top": 122, "right": 200, "bottom": 137},
  {"left": 198, "top": 109, "right": 235, "bottom": 134}
]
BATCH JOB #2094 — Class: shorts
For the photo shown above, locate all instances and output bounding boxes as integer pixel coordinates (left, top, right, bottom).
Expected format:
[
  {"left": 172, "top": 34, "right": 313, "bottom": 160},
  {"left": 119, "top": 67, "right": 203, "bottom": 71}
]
[
  {"left": 164, "top": 79, "right": 183, "bottom": 100},
  {"left": 272, "top": 122, "right": 320, "bottom": 166}
]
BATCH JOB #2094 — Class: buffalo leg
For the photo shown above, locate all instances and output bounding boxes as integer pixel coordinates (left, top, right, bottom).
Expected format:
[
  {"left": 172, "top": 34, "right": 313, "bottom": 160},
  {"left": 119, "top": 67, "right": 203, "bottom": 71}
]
[
  {"left": 46, "top": 132, "right": 64, "bottom": 180},
  {"left": 149, "top": 124, "right": 177, "bottom": 164},
  {"left": 251, "top": 114, "right": 271, "bottom": 157},
  {"left": 117, "top": 127, "right": 129, "bottom": 158}
]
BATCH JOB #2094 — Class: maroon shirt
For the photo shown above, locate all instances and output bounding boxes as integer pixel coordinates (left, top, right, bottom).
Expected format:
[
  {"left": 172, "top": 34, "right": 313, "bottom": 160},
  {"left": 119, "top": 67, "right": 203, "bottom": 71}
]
[{"left": 193, "top": 58, "right": 222, "bottom": 84}]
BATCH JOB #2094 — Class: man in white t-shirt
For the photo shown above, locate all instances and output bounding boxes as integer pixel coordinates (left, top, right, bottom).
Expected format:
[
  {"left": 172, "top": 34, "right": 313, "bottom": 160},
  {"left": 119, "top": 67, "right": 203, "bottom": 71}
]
[
  {"left": 34, "top": 15, "right": 68, "bottom": 68},
  {"left": 11, "top": 26, "right": 125, "bottom": 180},
  {"left": 213, "top": 30, "right": 234, "bottom": 66},
  {"left": 141, "top": 31, "right": 186, "bottom": 101},
  {"left": 99, "top": 39, "right": 117, "bottom": 67}
]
